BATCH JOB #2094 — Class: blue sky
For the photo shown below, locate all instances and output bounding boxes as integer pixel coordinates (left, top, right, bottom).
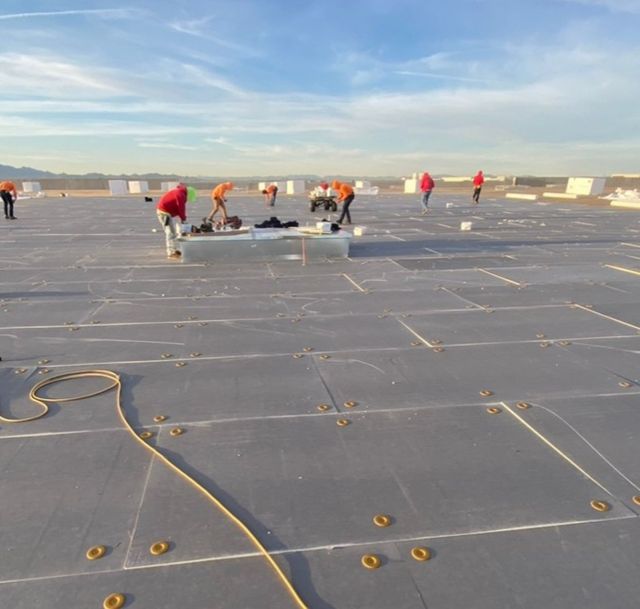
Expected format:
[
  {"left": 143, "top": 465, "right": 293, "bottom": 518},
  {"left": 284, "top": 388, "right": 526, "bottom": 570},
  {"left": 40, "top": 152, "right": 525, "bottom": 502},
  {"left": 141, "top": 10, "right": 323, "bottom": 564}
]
[{"left": 0, "top": 0, "right": 639, "bottom": 176}]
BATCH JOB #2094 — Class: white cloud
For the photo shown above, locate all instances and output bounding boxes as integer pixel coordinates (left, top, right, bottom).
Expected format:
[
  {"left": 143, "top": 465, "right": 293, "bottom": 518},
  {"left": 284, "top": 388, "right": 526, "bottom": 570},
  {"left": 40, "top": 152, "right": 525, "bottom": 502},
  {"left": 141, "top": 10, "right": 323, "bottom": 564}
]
[
  {"left": 560, "top": 0, "right": 640, "bottom": 12},
  {"left": 0, "top": 53, "right": 126, "bottom": 97},
  {"left": 0, "top": 9, "right": 140, "bottom": 21},
  {"left": 138, "top": 142, "right": 201, "bottom": 151}
]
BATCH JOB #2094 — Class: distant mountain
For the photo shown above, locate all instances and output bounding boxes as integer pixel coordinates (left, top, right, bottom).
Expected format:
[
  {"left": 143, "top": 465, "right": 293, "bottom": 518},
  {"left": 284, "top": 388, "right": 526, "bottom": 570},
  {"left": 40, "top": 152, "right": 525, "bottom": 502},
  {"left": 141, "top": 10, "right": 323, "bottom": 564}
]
[{"left": 0, "top": 164, "right": 58, "bottom": 179}]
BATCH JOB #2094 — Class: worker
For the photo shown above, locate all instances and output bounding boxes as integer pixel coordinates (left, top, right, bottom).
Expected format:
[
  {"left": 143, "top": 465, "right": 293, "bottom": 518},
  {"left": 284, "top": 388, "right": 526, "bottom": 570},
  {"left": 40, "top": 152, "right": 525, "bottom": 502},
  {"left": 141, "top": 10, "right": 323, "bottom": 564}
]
[
  {"left": 331, "top": 180, "right": 355, "bottom": 225},
  {"left": 472, "top": 170, "right": 485, "bottom": 204},
  {"left": 208, "top": 181, "right": 234, "bottom": 223},
  {"left": 0, "top": 180, "right": 18, "bottom": 220},
  {"left": 156, "top": 183, "right": 196, "bottom": 259},
  {"left": 419, "top": 171, "right": 435, "bottom": 215},
  {"left": 262, "top": 183, "right": 278, "bottom": 207}
]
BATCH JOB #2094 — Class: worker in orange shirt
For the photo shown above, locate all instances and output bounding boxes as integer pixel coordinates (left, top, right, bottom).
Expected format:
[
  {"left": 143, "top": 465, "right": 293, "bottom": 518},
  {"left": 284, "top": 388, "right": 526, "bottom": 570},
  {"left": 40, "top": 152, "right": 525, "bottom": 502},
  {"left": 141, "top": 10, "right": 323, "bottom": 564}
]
[
  {"left": 208, "top": 181, "right": 234, "bottom": 223},
  {"left": 0, "top": 180, "right": 18, "bottom": 220},
  {"left": 331, "top": 180, "right": 355, "bottom": 225},
  {"left": 261, "top": 183, "right": 278, "bottom": 207}
]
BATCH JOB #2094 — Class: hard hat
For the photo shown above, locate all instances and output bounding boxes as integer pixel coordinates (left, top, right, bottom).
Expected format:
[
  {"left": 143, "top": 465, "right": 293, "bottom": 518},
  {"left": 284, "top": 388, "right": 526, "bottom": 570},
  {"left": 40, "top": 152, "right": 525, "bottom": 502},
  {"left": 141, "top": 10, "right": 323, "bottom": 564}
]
[{"left": 187, "top": 186, "right": 197, "bottom": 202}]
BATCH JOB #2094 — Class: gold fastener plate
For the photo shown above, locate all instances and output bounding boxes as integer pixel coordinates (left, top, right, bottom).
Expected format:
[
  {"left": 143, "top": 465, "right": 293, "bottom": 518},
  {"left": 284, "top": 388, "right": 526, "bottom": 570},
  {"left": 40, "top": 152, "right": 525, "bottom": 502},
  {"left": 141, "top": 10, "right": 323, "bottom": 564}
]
[
  {"left": 590, "top": 500, "right": 611, "bottom": 512},
  {"left": 103, "top": 593, "right": 126, "bottom": 609},
  {"left": 411, "top": 547, "right": 432, "bottom": 562},
  {"left": 150, "top": 541, "right": 170, "bottom": 556},
  {"left": 86, "top": 545, "right": 107, "bottom": 561},
  {"left": 373, "top": 514, "right": 392, "bottom": 528},
  {"left": 361, "top": 554, "right": 381, "bottom": 569}
]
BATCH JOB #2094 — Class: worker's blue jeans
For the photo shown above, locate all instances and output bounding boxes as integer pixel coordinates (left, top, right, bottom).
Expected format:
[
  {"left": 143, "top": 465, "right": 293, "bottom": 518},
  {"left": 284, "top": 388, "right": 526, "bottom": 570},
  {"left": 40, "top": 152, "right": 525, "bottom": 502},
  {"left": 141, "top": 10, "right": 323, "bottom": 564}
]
[{"left": 420, "top": 190, "right": 432, "bottom": 211}]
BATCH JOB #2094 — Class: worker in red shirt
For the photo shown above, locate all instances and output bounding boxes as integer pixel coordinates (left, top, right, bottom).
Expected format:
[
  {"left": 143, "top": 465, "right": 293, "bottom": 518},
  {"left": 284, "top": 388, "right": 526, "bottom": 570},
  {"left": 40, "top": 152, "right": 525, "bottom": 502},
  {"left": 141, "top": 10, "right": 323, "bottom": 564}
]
[
  {"left": 472, "top": 170, "right": 485, "bottom": 204},
  {"left": 420, "top": 171, "right": 435, "bottom": 215},
  {"left": 208, "top": 181, "right": 234, "bottom": 223},
  {"left": 0, "top": 180, "right": 18, "bottom": 220},
  {"left": 331, "top": 180, "right": 355, "bottom": 225},
  {"left": 156, "top": 184, "right": 196, "bottom": 259},
  {"left": 261, "top": 184, "right": 278, "bottom": 207}
]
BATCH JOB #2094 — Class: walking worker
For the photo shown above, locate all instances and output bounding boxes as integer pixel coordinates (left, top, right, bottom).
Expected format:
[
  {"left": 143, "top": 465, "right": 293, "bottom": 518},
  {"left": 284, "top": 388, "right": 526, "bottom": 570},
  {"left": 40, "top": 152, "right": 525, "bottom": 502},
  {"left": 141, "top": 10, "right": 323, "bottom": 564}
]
[
  {"left": 156, "top": 183, "right": 196, "bottom": 259},
  {"left": 331, "top": 180, "right": 355, "bottom": 225},
  {"left": 419, "top": 171, "right": 435, "bottom": 215},
  {"left": 0, "top": 180, "right": 18, "bottom": 220},
  {"left": 472, "top": 170, "right": 484, "bottom": 204},
  {"left": 208, "top": 181, "right": 234, "bottom": 223},
  {"left": 262, "top": 183, "right": 278, "bottom": 207}
]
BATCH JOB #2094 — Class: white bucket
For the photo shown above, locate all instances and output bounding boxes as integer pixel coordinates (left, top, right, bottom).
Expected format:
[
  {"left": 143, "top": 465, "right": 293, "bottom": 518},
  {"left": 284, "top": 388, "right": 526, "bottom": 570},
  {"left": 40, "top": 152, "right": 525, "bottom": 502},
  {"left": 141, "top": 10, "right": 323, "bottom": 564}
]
[{"left": 460, "top": 221, "right": 472, "bottom": 231}]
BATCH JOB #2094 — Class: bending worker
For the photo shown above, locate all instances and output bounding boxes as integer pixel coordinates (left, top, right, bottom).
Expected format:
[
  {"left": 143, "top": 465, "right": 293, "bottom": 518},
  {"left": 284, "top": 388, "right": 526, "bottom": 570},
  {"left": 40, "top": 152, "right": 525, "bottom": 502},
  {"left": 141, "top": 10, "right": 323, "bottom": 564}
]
[
  {"left": 331, "top": 180, "right": 355, "bottom": 225},
  {"left": 208, "top": 181, "right": 234, "bottom": 223},
  {"left": 0, "top": 180, "right": 17, "bottom": 220},
  {"left": 262, "top": 183, "right": 278, "bottom": 207},
  {"left": 156, "top": 183, "right": 196, "bottom": 259}
]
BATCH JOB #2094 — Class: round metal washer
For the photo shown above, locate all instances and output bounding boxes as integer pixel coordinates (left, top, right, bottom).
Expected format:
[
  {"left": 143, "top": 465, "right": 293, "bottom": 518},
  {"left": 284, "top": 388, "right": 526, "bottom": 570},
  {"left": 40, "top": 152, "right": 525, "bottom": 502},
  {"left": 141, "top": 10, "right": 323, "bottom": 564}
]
[
  {"left": 149, "top": 541, "right": 170, "bottom": 556},
  {"left": 139, "top": 431, "right": 154, "bottom": 440},
  {"left": 486, "top": 407, "right": 502, "bottom": 415},
  {"left": 86, "top": 545, "right": 107, "bottom": 561},
  {"left": 480, "top": 389, "right": 494, "bottom": 397},
  {"left": 373, "top": 514, "right": 392, "bottom": 528},
  {"left": 632, "top": 496, "right": 640, "bottom": 506},
  {"left": 619, "top": 381, "right": 633, "bottom": 389},
  {"left": 153, "top": 415, "right": 167, "bottom": 423},
  {"left": 170, "top": 427, "right": 184, "bottom": 437},
  {"left": 590, "top": 500, "right": 611, "bottom": 512},
  {"left": 103, "top": 593, "right": 126, "bottom": 609},
  {"left": 344, "top": 400, "right": 358, "bottom": 409},
  {"left": 361, "top": 554, "right": 381, "bottom": 570},
  {"left": 516, "top": 402, "right": 531, "bottom": 410},
  {"left": 316, "top": 404, "right": 331, "bottom": 412},
  {"left": 411, "top": 547, "right": 432, "bottom": 562},
  {"left": 336, "top": 419, "right": 351, "bottom": 427}
]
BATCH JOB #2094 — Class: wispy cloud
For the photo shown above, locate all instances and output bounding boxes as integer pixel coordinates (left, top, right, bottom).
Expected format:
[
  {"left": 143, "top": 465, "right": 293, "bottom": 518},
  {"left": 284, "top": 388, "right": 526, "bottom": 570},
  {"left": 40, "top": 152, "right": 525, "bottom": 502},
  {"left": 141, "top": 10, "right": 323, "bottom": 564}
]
[
  {"left": 169, "top": 16, "right": 259, "bottom": 56},
  {"left": 559, "top": 0, "right": 640, "bottom": 13},
  {"left": 0, "top": 53, "right": 126, "bottom": 97},
  {"left": 138, "top": 142, "right": 201, "bottom": 151},
  {"left": 0, "top": 9, "right": 139, "bottom": 21}
]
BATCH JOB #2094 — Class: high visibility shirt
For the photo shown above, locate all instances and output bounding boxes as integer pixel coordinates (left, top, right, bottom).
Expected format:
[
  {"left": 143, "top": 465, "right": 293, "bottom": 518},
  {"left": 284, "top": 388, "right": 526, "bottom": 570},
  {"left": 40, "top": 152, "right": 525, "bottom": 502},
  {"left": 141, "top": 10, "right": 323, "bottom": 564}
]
[
  {"left": 0, "top": 181, "right": 16, "bottom": 192},
  {"left": 266, "top": 184, "right": 278, "bottom": 194},
  {"left": 212, "top": 183, "right": 232, "bottom": 199},
  {"left": 156, "top": 185, "right": 187, "bottom": 221},
  {"left": 337, "top": 183, "right": 354, "bottom": 201},
  {"left": 473, "top": 173, "right": 485, "bottom": 187}
]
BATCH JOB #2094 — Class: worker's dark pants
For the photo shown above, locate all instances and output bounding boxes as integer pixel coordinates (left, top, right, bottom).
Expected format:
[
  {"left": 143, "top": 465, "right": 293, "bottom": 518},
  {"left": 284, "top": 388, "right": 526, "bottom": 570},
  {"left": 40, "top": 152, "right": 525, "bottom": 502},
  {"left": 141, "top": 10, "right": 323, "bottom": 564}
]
[
  {"left": 473, "top": 187, "right": 482, "bottom": 203},
  {"left": 1, "top": 191, "right": 14, "bottom": 218},
  {"left": 337, "top": 194, "right": 354, "bottom": 224}
]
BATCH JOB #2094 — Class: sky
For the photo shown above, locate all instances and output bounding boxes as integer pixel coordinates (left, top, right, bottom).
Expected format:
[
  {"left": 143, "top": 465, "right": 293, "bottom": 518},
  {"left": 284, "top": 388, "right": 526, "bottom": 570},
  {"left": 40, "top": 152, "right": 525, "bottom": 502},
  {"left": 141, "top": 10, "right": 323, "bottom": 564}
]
[{"left": 0, "top": 0, "right": 639, "bottom": 176}]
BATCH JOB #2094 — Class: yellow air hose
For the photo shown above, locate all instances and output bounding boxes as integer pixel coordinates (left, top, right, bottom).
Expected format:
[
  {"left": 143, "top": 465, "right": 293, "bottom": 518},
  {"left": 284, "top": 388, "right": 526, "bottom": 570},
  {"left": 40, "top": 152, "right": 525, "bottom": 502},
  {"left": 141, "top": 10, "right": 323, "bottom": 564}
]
[{"left": 1, "top": 369, "right": 310, "bottom": 609}]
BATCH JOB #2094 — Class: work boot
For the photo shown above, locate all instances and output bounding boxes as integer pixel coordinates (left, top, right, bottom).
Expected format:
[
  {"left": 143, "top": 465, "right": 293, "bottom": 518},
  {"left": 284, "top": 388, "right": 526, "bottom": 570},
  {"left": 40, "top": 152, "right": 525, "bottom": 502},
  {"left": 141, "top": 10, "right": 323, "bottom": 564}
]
[{"left": 167, "top": 252, "right": 181, "bottom": 259}]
